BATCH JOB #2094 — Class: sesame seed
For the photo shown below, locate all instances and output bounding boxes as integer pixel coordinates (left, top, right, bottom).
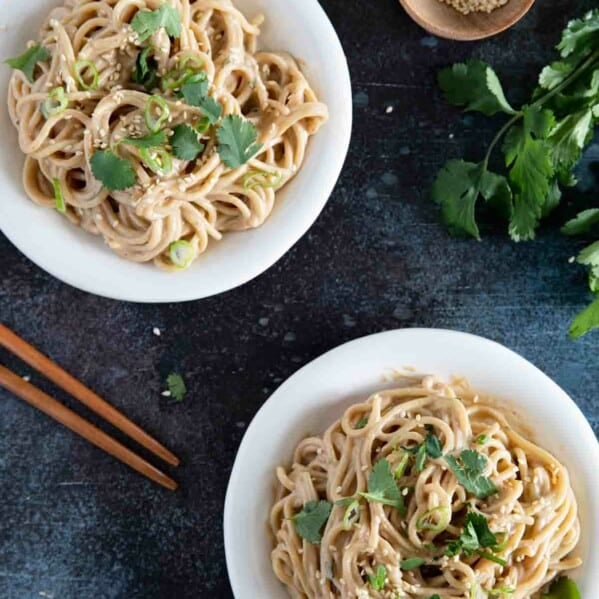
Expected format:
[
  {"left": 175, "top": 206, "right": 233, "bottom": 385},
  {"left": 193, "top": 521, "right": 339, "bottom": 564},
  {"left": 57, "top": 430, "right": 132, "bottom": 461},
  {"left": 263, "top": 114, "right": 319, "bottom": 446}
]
[
  {"left": 153, "top": 327, "right": 161, "bottom": 336},
  {"left": 385, "top": 106, "right": 393, "bottom": 114},
  {"left": 161, "top": 390, "right": 171, "bottom": 397}
]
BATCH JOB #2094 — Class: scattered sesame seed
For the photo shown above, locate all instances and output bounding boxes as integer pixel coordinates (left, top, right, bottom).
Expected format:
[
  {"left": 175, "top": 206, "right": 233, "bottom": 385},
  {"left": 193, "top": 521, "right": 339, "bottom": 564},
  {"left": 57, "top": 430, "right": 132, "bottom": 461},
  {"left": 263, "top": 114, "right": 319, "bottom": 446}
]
[
  {"left": 153, "top": 327, "right": 161, "bottom": 336},
  {"left": 161, "top": 390, "right": 171, "bottom": 397}
]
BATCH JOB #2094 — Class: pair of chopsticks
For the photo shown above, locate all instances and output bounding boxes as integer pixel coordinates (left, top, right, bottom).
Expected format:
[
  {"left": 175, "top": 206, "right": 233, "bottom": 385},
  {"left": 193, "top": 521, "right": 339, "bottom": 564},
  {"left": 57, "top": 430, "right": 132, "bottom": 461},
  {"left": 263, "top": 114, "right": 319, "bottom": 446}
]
[{"left": 0, "top": 323, "right": 179, "bottom": 490}]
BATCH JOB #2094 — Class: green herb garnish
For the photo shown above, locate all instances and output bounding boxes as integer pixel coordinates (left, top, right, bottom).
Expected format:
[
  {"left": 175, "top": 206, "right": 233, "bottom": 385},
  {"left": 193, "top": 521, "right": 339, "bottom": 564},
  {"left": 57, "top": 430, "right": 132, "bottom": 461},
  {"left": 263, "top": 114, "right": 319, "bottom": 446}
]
[
  {"left": 169, "top": 241, "right": 195, "bottom": 270},
  {"left": 445, "top": 511, "right": 504, "bottom": 567},
  {"left": 541, "top": 577, "right": 581, "bottom": 599},
  {"left": 217, "top": 115, "right": 262, "bottom": 169},
  {"left": 358, "top": 458, "right": 405, "bottom": 514},
  {"left": 166, "top": 372, "right": 186, "bottom": 402},
  {"left": 291, "top": 500, "right": 332, "bottom": 544},
  {"left": 431, "top": 10, "right": 599, "bottom": 337},
  {"left": 445, "top": 450, "right": 498, "bottom": 499},
  {"left": 170, "top": 124, "right": 205, "bottom": 161},
  {"left": 133, "top": 47, "right": 159, "bottom": 91},
  {"left": 41, "top": 87, "right": 68, "bottom": 119},
  {"left": 179, "top": 72, "right": 222, "bottom": 124},
  {"left": 476, "top": 434, "right": 488, "bottom": 445},
  {"left": 400, "top": 557, "right": 425, "bottom": 570},
  {"left": 145, "top": 95, "right": 170, "bottom": 133},
  {"left": 52, "top": 178, "right": 66, "bottom": 213},
  {"left": 74, "top": 59, "right": 99, "bottom": 91},
  {"left": 5, "top": 44, "right": 50, "bottom": 83},
  {"left": 368, "top": 564, "right": 387, "bottom": 591},
  {"left": 355, "top": 417, "right": 369, "bottom": 429},
  {"left": 131, "top": 4, "right": 182, "bottom": 41},
  {"left": 90, "top": 150, "right": 136, "bottom": 191},
  {"left": 122, "top": 131, "right": 167, "bottom": 149}
]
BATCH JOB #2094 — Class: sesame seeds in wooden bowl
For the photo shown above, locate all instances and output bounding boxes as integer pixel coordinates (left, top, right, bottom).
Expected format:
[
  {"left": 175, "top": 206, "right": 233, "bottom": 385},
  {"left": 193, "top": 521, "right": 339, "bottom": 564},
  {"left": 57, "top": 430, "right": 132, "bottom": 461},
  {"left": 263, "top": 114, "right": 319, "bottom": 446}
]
[{"left": 398, "top": 0, "right": 536, "bottom": 41}]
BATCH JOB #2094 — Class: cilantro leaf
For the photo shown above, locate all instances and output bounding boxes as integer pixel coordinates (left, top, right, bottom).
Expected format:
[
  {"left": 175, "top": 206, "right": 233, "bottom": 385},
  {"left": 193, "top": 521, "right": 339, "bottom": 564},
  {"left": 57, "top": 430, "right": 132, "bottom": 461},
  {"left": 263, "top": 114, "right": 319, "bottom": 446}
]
[
  {"left": 131, "top": 4, "right": 182, "bottom": 42},
  {"left": 217, "top": 115, "right": 263, "bottom": 169},
  {"left": 429, "top": 596, "right": 441, "bottom": 599},
  {"left": 166, "top": 372, "right": 186, "bottom": 402},
  {"left": 122, "top": 131, "right": 166, "bottom": 149},
  {"left": 502, "top": 106, "right": 555, "bottom": 241},
  {"left": 548, "top": 109, "right": 594, "bottom": 176},
  {"left": 438, "top": 60, "right": 516, "bottom": 116},
  {"left": 432, "top": 160, "right": 512, "bottom": 239},
  {"left": 557, "top": 10, "right": 599, "bottom": 59},
  {"left": 562, "top": 209, "right": 599, "bottom": 235},
  {"left": 90, "top": 150, "right": 136, "bottom": 191},
  {"left": 400, "top": 557, "right": 425, "bottom": 570},
  {"left": 291, "top": 500, "right": 332, "bottom": 544},
  {"left": 577, "top": 240, "right": 599, "bottom": 267},
  {"left": 170, "top": 124, "right": 205, "bottom": 161},
  {"left": 425, "top": 431, "right": 443, "bottom": 458},
  {"left": 180, "top": 73, "right": 209, "bottom": 106},
  {"left": 133, "top": 47, "right": 158, "bottom": 91},
  {"left": 368, "top": 564, "right": 386, "bottom": 591},
  {"left": 541, "top": 577, "right": 581, "bottom": 599},
  {"left": 359, "top": 459, "right": 405, "bottom": 514},
  {"left": 570, "top": 296, "right": 599, "bottom": 339},
  {"left": 198, "top": 95, "right": 223, "bottom": 125},
  {"left": 5, "top": 44, "right": 50, "bottom": 83},
  {"left": 445, "top": 450, "right": 498, "bottom": 499}
]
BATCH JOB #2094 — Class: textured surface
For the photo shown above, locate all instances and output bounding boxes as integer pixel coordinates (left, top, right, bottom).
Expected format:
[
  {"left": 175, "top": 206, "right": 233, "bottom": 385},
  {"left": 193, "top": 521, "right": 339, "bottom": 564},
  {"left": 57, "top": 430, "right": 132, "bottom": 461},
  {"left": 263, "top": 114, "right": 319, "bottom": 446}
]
[{"left": 1, "top": 1, "right": 598, "bottom": 598}]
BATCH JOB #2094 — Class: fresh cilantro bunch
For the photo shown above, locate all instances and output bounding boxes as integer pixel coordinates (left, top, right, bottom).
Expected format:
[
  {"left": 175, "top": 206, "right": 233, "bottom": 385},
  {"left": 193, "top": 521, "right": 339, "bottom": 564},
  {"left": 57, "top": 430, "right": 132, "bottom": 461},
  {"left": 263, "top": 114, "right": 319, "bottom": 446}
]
[{"left": 432, "top": 10, "right": 599, "bottom": 338}]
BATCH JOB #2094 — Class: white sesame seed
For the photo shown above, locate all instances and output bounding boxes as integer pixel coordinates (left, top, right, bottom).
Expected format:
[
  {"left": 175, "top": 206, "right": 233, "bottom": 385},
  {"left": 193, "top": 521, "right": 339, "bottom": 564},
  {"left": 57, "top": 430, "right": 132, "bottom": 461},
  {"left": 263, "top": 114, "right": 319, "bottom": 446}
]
[
  {"left": 161, "top": 390, "right": 171, "bottom": 397},
  {"left": 385, "top": 106, "right": 393, "bottom": 114},
  {"left": 153, "top": 327, "right": 161, "bottom": 336}
]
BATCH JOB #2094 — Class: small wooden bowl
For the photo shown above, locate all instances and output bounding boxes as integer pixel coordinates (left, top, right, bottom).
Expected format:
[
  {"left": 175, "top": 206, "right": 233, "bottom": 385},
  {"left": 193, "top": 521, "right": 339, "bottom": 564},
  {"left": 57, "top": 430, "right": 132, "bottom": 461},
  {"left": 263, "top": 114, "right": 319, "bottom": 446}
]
[{"left": 399, "top": 0, "right": 536, "bottom": 41}]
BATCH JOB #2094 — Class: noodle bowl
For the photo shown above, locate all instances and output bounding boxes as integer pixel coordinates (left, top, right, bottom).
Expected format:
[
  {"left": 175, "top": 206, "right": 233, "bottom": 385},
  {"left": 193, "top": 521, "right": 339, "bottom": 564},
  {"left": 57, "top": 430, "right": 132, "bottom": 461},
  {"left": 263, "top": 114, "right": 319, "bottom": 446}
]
[
  {"left": 270, "top": 375, "right": 581, "bottom": 598},
  {"left": 7, "top": 0, "right": 327, "bottom": 270}
]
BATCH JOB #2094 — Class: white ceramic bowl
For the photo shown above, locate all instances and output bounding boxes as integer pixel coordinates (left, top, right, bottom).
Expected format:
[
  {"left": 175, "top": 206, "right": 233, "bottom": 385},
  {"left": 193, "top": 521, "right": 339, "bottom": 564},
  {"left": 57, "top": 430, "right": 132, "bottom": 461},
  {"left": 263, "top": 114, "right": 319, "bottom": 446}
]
[
  {"left": 224, "top": 329, "right": 599, "bottom": 598},
  {"left": 0, "top": 0, "right": 351, "bottom": 302}
]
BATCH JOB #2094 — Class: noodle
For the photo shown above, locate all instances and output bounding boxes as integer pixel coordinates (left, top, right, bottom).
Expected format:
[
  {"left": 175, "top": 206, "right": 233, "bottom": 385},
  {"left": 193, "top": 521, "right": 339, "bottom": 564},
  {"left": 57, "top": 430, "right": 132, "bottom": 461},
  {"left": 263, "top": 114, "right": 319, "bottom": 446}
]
[
  {"left": 270, "top": 376, "right": 581, "bottom": 598},
  {"left": 7, "top": 0, "right": 327, "bottom": 270}
]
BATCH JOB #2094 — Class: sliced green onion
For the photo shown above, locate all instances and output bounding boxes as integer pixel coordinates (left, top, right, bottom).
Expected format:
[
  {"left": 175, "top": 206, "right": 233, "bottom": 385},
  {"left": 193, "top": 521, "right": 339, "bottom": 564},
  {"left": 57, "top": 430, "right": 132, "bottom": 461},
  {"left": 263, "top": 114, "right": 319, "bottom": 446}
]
[
  {"left": 342, "top": 499, "right": 360, "bottom": 530},
  {"left": 74, "top": 59, "right": 99, "bottom": 91},
  {"left": 139, "top": 147, "right": 172, "bottom": 177},
  {"left": 492, "top": 532, "right": 508, "bottom": 552},
  {"left": 393, "top": 451, "right": 410, "bottom": 480},
  {"left": 145, "top": 95, "right": 170, "bottom": 133},
  {"left": 169, "top": 240, "right": 195, "bottom": 269},
  {"left": 476, "top": 434, "right": 488, "bottom": 445},
  {"left": 52, "top": 177, "right": 66, "bottom": 213},
  {"left": 178, "top": 53, "right": 204, "bottom": 70},
  {"left": 416, "top": 505, "right": 451, "bottom": 532},
  {"left": 478, "top": 551, "right": 507, "bottom": 567},
  {"left": 41, "top": 86, "right": 68, "bottom": 119},
  {"left": 195, "top": 116, "right": 211, "bottom": 134},
  {"left": 470, "top": 582, "right": 487, "bottom": 599},
  {"left": 242, "top": 169, "right": 283, "bottom": 191},
  {"left": 489, "top": 587, "right": 515, "bottom": 597},
  {"left": 161, "top": 67, "right": 194, "bottom": 91}
]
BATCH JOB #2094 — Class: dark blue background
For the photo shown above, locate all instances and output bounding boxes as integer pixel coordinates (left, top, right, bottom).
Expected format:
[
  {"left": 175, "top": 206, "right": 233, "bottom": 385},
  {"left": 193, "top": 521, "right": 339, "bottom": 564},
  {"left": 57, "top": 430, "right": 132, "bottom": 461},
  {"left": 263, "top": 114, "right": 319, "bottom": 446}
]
[{"left": 1, "top": 1, "right": 597, "bottom": 597}]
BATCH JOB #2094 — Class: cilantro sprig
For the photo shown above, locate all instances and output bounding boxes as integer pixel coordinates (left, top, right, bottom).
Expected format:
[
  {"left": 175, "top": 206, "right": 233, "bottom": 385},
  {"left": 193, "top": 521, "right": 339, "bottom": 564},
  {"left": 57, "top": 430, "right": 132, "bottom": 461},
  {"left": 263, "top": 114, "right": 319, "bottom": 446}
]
[
  {"left": 432, "top": 10, "right": 599, "bottom": 337},
  {"left": 131, "top": 4, "right": 182, "bottom": 42},
  {"left": 171, "top": 124, "right": 205, "bottom": 161},
  {"left": 445, "top": 450, "right": 498, "bottom": 499},
  {"left": 358, "top": 458, "right": 406, "bottom": 514},
  {"left": 217, "top": 115, "right": 263, "bottom": 169},
  {"left": 445, "top": 512, "right": 501, "bottom": 561},
  {"left": 90, "top": 150, "right": 137, "bottom": 191},
  {"left": 291, "top": 500, "right": 332, "bottom": 544}
]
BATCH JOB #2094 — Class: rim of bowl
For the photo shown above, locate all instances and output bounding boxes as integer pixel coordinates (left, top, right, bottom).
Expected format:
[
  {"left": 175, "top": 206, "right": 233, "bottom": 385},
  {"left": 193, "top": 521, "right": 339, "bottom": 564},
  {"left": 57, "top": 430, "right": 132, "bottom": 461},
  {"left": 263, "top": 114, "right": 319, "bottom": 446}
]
[{"left": 224, "top": 327, "right": 599, "bottom": 598}]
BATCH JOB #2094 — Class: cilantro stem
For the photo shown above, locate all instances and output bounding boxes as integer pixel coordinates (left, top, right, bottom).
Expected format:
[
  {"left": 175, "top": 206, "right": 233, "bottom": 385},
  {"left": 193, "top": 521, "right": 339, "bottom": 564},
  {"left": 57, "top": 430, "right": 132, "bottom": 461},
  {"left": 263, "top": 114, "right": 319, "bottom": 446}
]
[
  {"left": 531, "top": 48, "right": 599, "bottom": 109},
  {"left": 483, "top": 114, "right": 521, "bottom": 168}
]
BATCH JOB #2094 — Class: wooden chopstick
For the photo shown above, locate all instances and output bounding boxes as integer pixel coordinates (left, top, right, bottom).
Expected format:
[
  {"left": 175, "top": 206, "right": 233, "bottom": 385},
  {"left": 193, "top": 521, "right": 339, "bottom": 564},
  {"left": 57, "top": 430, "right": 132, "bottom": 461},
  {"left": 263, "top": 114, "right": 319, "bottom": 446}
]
[
  {"left": 0, "top": 323, "right": 179, "bottom": 467},
  {"left": 0, "top": 365, "right": 177, "bottom": 490}
]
